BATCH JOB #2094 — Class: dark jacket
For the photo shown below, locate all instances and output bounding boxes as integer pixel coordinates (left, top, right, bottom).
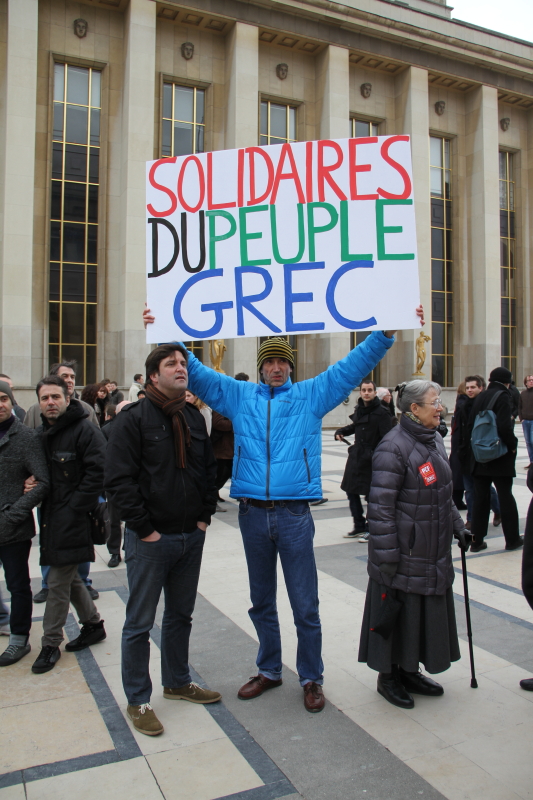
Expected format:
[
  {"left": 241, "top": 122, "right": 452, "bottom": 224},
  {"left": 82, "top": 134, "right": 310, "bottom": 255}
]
[
  {"left": 109, "top": 389, "right": 124, "bottom": 405},
  {"left": 336, "top": 396, "right": 393, "bottom": 497},
  {"left": 104, "top": 397, "right": 217, "bottom": 539},
  {"left": 381, "top": 398, "right": 398, "bottom": 426},
  {"left": 509, "top": 383, "right": 520, "bottom": 420},
  {"left": 367, "top": 414, "right": 464, "bottom": 595},
  {"left": 0, "top": 418, "right": 49, "bottom": 546},
  {"left": 468, "top": 382, "right": 517, "bottom": 477},
  {"left": 519, "top": 388, "right": 533, "bottom": 421},
  {"left": 38, "top": 399, "right": 106, "bottom": 566},
  {"left": 450, "top": 393, "right": 468, "bottom": 488},
  {"left": 211, "top": 411, "right": 234, "bottom": 460},
  {"left": 456, "top": 395, "right": 475, "bottom": 474},
  {"left": 101, "top": 417, "right": 115, "bottom": 441}
]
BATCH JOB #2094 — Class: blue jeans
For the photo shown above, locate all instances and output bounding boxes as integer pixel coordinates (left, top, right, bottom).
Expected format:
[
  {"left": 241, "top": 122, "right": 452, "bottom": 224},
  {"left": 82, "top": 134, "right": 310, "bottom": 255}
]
[
  {"left": 523, "top": 420, "right": 533, "bottom": 464},
  {"left": 238, "top": 500, "right": 323, "bottom": 686},
  {"left": 41, "top": 562, "right": 91, "bottom": 588},
  {"left": 463, "top": 473, "right": 500, "bottom": 522},
  {"left": 122, "top": 527, "right": 205, "bottom": 705}
]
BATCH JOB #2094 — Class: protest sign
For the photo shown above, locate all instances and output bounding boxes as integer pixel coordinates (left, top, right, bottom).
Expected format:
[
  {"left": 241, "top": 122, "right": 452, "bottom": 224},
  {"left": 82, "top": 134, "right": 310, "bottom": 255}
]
[{"left": 145, "top": 136, "right": 420, "bottom": 342}]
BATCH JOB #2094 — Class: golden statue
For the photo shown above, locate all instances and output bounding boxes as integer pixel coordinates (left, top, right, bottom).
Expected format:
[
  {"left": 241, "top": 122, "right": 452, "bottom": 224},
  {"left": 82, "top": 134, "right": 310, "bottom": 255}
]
[
  {"left": 209, "top": 339, "right": 227, "bottom": 373},
  {"left": 413, "top": 331, "right": 431, "bottom": 376}
]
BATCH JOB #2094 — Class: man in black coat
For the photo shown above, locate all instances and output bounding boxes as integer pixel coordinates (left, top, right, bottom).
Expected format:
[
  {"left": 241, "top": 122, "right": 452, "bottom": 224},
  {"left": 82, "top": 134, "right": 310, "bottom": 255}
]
[
  {"left": 31, "top": 376, "right": 107, "bottom": 674},
  {"left": 468, "top": 367, "right": 523, "bottom": 553},
  {"left": 105, "top": 344, "right": 220, "bottom": 738},
  {"left": 0, "top": 381, "right": 48, "bottom": 667},
  {"left": 335, "top": 380, "right": 393, "bottom": 540}
]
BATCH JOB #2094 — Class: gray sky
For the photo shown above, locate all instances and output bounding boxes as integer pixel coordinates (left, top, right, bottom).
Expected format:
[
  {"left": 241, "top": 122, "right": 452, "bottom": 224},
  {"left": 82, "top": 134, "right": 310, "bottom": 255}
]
[{"left": 451, "top": 0, "right": 533, "bottom": 41}]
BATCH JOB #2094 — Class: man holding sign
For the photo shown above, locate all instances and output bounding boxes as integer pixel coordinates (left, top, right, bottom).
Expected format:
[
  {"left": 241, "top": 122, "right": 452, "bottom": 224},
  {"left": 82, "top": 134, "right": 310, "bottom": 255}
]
[{"left": 144, "top": 132, "right": 424, "bottom": 711}]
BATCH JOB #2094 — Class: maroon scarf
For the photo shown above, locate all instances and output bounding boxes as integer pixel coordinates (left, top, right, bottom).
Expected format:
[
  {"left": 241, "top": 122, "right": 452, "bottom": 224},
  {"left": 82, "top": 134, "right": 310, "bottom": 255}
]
[{"left": 145, "top": 383, "right": 190, "bottom": 468}]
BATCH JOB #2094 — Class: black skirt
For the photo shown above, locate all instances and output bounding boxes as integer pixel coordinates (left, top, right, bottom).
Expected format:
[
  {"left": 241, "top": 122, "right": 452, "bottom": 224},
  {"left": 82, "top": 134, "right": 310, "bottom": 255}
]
[{"left": 358, "top": 578, "right": 461, "bottom": 674}]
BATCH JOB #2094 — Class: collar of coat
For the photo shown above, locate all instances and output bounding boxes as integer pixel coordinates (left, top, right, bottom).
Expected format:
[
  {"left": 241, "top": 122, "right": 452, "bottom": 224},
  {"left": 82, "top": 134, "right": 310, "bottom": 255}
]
[
  {"left": 41, "top": 397, "right": 88, "bottom": 436},
  {"left": 355, "top": 396, "right": 382, "bottom": 417},
  {"left": 258, "top": 378, "right": 292, "bottom": 397},
  {"left": 400, "top": 412, "right": 438, "bottom": 444}
]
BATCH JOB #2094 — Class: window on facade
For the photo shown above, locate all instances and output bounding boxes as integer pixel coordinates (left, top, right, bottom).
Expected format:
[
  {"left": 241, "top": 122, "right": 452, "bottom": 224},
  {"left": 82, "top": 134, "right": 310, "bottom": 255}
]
[
  {"left": 183, "top": 341, "right": 204, "bottom": 363},
  {"left": 162, "top": 83, "right": 205, "bottom": 157},
  {"left": 259, "top": 336, "right": 298, "bottom": 381},
  {"left": 430, "top": 136, "right": 453, "bottom": 387},
  {"left": 349, "top": 119, "right": 379, "bottom": 138},
  {"left": 350, "top": 332, "right": 381, "bottom": 386},
  {"left": 260, "top": 101, "right": 297, "bottom": 146},
  {"left": 49, "top": 63, "right": 100, "bottom": 384},
  {"left": 500, "top": 151, "right": 516, "bottom": 375}
]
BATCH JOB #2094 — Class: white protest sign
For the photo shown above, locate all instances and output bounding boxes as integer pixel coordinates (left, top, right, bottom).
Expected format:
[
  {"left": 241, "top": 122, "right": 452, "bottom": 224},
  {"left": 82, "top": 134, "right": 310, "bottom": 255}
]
[{"left": 145, "top": 136, "right": 420, "bottom": 342}]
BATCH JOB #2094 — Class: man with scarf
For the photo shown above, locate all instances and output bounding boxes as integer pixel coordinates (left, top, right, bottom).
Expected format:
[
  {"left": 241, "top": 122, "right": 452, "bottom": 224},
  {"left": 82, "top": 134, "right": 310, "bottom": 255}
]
[
  {"left": 335, "top": 380, "right": 393, "bottom": 540},
  {"left": 104, "top": 344, "right": 219, "bottom": 738}
]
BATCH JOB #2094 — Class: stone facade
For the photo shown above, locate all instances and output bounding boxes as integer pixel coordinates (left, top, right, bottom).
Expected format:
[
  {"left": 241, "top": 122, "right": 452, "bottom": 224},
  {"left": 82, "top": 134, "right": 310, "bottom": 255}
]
[{"left": 0, "top": 0, "right": 532, "bottom": 401}]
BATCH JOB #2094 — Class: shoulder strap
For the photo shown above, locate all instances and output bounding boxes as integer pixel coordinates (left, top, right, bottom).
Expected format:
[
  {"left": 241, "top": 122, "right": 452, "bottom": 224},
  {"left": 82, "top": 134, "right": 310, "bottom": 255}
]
[{"left": 485, "top": 390, "right": 504, "bottom": 413}]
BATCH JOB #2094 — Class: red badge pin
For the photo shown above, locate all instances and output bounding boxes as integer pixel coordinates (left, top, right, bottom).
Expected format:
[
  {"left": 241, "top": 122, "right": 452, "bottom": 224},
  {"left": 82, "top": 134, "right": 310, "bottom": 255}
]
[{"left": 418, "top": 461, "right": 437, "bottom": 486}]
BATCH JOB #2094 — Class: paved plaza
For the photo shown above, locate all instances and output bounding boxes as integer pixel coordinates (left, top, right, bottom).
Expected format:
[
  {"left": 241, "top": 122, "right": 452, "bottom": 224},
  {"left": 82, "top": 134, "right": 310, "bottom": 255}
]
[{"left": 1, "top": 429, "right": 532, "bottom": 800}]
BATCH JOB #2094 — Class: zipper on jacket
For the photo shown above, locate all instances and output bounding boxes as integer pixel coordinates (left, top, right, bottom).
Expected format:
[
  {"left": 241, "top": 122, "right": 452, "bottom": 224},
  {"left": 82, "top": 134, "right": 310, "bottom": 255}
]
[
  {"left": 303, "top": 448, "right": 311, "bottom": 482},
  {"left": 235, "top": 445, "right": 242, "bottom": 479},
  {"left": 408, "top": 526, "right": 416, "bottom": 556},
  {"left": 266, "top": 387, "right": 274, "bottom": 499}
]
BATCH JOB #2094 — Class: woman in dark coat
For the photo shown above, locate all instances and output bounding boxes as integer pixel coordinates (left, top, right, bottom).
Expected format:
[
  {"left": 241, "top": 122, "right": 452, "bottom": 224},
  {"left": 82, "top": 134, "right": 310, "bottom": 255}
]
[{"left": 359, "top": 379, "right": 467, "bottom": 709}]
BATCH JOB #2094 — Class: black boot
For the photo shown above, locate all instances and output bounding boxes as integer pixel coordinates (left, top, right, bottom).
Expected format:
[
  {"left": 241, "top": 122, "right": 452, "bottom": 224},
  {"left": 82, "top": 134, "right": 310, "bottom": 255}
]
[
  {"left": 397, "top": 666, "right": 443, "bottom": 696},
  {"left": 32, "top": 645, "right": 61, "bottom": 674},
  {"left": 65, "top": 620, "right": 106, "bottom": 652},
  {"left": 377, "top": 672, "right": 414, "bottom": 709}
]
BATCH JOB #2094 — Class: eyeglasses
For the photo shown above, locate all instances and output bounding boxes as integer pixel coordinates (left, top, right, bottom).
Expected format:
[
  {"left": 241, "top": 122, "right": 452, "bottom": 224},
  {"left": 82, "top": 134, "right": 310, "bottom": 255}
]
[{"left": 419, "top": 398, "right": 444, "bottom": 408}]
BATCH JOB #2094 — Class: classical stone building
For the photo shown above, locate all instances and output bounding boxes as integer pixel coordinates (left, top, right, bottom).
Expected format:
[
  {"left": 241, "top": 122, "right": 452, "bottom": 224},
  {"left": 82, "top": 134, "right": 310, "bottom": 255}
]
[{"left": 1, "top": 0, "right": 532, "bottom": 401}]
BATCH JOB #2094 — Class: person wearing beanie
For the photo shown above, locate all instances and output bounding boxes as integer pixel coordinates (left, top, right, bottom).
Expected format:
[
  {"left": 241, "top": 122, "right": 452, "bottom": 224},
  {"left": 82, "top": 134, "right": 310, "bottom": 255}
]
[
  {"left": 0, "top": 380, "right": 49, "bottom": 667},
  {"left": 143, "top": 304, "right": 424, "bottom": 713},
  {"left": 467, "top": 366, "right": 523, "bottom": 552}
]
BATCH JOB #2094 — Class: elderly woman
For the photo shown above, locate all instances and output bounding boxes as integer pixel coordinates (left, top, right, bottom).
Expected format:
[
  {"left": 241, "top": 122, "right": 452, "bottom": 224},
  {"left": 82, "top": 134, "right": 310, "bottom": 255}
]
[{"left": 358, "top": 379, "right": 467, "bottom": 709}]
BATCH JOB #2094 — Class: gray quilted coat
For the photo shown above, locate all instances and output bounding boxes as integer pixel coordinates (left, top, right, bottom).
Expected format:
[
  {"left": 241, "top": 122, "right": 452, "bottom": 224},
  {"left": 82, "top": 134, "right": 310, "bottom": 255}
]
[
  {"left": 367, "top": 414, "right": 464, "bottom": 595},
  {"left": 0, "top": 417, "right": 49, "bottom": 545}
]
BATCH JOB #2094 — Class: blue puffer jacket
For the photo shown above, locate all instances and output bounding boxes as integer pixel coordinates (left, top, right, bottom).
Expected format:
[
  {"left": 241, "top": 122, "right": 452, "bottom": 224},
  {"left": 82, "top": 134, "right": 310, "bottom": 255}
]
[{"left": 186, "top": 331, "right": 394, "bottom": 500}]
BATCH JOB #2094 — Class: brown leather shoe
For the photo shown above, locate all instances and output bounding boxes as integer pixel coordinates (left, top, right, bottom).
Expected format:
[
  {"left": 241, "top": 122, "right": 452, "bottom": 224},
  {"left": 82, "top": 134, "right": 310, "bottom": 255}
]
[
  {"left": 238, "top": 674, "right": 282, "bottom": 699},
  {"left": 303, "top": 682, "right": 325, "bottom": 713}
]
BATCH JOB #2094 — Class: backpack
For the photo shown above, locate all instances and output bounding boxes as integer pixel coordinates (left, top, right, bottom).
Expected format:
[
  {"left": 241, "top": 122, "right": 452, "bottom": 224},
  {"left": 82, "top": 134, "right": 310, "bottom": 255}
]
[{"left": 470, "top": 391, "right": 508, "bottom": 463}]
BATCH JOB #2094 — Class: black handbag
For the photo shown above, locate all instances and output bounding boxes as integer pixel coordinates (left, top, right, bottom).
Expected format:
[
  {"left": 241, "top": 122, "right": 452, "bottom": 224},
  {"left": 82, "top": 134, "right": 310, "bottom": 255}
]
[
  {"left": 89, "top": 501, "right": 110, "bottom": 546},
  {"left": 370, "top": 589, "right": 403, "bottom": 640}
]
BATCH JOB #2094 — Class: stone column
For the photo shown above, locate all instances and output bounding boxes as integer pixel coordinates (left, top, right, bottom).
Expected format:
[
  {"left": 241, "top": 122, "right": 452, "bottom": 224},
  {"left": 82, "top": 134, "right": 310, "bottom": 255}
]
[
  {"left": 224, "top": 22, "right": 259, "bottom": 380},
  {"left": 463, "top": 85, "right": 500, "bottom": 378},
  {"left": 111, "top": 0, "right": 156, "bottom": 384},
  {"left": 303, "top": 45, "right": 351, "bottom": 379},
  {"left": 0, "top": 0, "right": 38, "bottom": 384},
  {"left": 389, "top": 66, "right": 431, "bottom": 387}
]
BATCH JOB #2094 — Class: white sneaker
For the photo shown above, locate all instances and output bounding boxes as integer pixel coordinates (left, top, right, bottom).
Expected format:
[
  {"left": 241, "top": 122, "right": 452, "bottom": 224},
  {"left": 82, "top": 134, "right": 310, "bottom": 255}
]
[{"left": 0, "top": 625, "right": 10, "bottom": 636}]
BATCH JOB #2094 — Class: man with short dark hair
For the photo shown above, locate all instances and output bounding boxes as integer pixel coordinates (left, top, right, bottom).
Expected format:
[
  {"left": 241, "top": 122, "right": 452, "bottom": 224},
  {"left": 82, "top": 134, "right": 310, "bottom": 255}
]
[
  {"left": 24, "top": 361, "right": 98, "bottom": 428},
  {"left": 335, "top": 380, "right": 393, "bottom": 541},
  {"left": 31, "top": 376, "right": 107, "bottom": 674},
  {"left": 457, "top": 375, "right": 500, "bottom": 530},
  {"left": 0, "top": 381, "right": 48, "bottom": 666},
  {"left": 106, "top": 380, "right": 124, "bottom": 406},
  {"left": 468, "top": 367, "right": 523, "bottom": 553},
  {"left": 234, "top": 372, "right": 249, "bottom": 382},
  {"left": 105, "top": 345, "right": 220, "bottom": 737},
  {"left": 128, "top": 374, "right": 144, "bottom": 402},
  {"left": 24, "top": 360, "right": 98, "bottom": 603}
]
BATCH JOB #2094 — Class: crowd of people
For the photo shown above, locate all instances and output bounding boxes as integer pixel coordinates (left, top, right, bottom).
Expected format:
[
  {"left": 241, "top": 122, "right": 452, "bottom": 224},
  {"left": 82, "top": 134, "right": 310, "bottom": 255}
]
[{"left": 1, "top": 305, "right": 533, "bottom": 736}]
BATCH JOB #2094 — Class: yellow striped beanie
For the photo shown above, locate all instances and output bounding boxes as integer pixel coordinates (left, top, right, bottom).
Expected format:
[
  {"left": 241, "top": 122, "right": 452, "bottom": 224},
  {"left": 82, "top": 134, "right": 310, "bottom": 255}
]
[{"left": 257, "top": 337, "right": 295, "bottom": 370}]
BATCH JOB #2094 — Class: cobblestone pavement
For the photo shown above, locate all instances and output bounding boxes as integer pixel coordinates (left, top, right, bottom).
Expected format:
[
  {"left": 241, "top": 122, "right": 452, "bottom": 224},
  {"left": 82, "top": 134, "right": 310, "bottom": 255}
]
[{"left": 1, "top": 427, "right": 532, "bottom": 800}]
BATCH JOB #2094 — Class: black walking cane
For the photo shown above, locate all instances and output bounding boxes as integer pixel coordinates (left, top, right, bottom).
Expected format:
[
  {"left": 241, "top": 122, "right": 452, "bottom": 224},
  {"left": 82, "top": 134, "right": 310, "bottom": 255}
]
[{"left": 456, "top": 531, "right": 478, "bottom": 688}]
